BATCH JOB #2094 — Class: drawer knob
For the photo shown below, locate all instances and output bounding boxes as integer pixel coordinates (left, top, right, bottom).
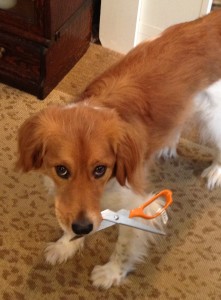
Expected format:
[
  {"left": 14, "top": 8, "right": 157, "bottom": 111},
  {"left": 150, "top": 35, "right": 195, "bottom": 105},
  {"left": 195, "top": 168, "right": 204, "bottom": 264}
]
[{"left": 0, "top": 47, "right": 6, "bottom": 58}]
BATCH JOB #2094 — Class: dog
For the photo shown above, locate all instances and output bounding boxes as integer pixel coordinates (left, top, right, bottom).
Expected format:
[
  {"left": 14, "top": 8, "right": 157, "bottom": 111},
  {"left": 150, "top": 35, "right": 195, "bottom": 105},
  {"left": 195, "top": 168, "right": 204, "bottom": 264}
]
[{"left": 16, "top": 10, "right": 221, "bottom": 288}]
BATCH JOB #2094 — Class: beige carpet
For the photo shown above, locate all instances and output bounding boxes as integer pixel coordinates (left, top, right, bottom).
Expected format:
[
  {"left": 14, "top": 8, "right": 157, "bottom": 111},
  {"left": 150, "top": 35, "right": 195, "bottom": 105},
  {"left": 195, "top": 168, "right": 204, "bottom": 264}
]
[{"left": 0, "top": 44, "right": 221, "bottom": 300}]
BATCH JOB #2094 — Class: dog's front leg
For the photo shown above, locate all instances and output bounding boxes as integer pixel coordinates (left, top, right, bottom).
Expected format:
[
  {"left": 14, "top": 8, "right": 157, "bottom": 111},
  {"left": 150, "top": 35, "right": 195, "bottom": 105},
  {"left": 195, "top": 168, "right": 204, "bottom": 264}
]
[
  {"left": 91, "top": 226, "right": 148, "bottom": 289},
  {"left": 45, "top": 232, "right": 85, "bottom": 265}
]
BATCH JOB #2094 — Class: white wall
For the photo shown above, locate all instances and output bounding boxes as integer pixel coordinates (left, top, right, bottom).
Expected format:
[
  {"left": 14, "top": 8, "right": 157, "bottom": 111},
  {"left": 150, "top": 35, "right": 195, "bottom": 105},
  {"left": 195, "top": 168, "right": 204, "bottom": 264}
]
[{"left": 100, "top": 0, "right": 213, "bottom": 53}]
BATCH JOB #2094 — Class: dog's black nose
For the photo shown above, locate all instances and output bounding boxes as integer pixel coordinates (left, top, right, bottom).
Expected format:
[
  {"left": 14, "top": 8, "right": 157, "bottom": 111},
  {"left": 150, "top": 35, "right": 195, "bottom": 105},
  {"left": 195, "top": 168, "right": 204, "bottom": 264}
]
[{"left": 72, "top": 222, "right": 93, "bottom": 235}]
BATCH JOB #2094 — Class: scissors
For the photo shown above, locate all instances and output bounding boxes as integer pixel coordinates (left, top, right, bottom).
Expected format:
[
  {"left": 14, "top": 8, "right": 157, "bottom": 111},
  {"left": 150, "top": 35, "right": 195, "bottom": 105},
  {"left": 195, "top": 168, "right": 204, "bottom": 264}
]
[{"left": 97, "top": 189, "right": 173, "bottom": 236}]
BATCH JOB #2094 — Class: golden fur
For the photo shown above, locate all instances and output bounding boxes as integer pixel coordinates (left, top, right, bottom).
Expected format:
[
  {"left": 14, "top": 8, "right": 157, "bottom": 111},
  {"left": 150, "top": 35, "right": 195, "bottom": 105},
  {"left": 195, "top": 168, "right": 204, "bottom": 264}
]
[
  {"left": 17, "top": 10, "right": 221, "bottom": 232},
  {"left": 16, "top": 10, "right": 221, "bottom": 288}
]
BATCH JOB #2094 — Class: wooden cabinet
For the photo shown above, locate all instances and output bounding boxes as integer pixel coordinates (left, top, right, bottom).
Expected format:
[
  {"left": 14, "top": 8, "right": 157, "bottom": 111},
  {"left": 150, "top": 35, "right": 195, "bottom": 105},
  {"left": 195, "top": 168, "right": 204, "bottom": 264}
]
[{"left": 0, "top": 0, "right": 93, "bottom": 99}]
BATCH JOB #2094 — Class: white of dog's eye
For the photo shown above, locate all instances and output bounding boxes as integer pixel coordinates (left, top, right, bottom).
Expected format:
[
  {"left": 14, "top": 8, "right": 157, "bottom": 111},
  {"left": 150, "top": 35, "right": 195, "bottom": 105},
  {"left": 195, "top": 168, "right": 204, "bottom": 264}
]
[
  {"left": 93, "top": 165, "right": 107, "bottom": 178},
  {"left": 55, "top": 165, "right": 70, "bottom": 179}
]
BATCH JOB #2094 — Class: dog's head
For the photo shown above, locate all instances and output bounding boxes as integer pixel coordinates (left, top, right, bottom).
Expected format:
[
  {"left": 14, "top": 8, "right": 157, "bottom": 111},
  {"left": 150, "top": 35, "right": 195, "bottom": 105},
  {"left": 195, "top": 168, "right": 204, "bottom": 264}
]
[{"left": 16, "top": 104, "right": 144, "bottom": 235}]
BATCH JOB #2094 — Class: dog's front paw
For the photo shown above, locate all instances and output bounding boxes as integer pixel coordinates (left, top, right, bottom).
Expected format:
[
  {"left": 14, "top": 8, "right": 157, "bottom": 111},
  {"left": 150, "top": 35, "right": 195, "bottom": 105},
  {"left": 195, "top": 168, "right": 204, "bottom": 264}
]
[
  {"left": 201, "top": 163, "right": 221, "bottom": 190},
  {"left": 45, "top": 236, "right": 84, "bottom": 265},
  {"left": 91, "top": 261, "right": 126, "bottom": 289}
]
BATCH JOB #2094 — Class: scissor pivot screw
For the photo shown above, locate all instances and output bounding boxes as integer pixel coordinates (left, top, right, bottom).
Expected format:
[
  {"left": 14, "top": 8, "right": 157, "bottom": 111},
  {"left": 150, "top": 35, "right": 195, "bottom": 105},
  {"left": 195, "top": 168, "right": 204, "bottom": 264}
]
[{"left": 114, "top": 215, "right": 119, "bottom": 220}]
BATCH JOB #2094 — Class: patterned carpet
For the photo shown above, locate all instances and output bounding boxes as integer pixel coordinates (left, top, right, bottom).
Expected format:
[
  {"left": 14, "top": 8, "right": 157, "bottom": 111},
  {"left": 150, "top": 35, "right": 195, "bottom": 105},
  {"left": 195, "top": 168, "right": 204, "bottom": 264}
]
[{"left": 0, "top": 44, "right": 221, "bottom": 300}]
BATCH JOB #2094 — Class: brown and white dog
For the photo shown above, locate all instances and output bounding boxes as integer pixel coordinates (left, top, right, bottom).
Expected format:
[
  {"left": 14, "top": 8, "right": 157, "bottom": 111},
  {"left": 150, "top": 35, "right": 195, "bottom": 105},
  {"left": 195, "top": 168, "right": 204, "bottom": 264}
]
[{"left": 17, "top": 10, "right": 221, "bottom": 288}]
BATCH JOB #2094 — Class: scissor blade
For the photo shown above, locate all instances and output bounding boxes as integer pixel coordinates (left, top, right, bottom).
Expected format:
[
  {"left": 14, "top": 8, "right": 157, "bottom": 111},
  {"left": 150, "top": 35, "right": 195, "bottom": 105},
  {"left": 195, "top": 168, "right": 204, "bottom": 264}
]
[
  {"left": 97, "top": 219, "right": 115, "bottom": 231},
  {"left": 95, "top": 209, "right": 116, "bottom": 231},
  {"left": 100, "top": 209, "right": 166, "bottom": 235}
]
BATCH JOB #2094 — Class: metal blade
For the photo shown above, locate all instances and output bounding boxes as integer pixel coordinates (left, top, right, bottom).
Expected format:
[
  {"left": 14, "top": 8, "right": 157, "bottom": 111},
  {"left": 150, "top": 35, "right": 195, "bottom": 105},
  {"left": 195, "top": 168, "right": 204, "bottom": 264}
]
[
  {"left": 97, "top": 219, "right": 115, "bottom": 231},
  {"left": 100, "top": 209, "right": 166, "bottom": 235}
]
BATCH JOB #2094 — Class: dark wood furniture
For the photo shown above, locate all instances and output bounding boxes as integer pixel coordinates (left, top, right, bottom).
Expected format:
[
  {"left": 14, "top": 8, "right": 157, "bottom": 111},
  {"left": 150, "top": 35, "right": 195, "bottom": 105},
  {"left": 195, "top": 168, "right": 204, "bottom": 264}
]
[{"left": 0, "top": 0, "right": 93, "bottom": 99}]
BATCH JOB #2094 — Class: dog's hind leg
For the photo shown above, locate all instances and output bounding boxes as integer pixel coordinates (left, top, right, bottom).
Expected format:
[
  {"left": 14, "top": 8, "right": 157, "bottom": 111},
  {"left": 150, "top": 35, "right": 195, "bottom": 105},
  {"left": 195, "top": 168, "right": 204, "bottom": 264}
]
[
  {"left": 202, "top": 150, "right": 221, "bottom": 189},
  {"left": 196, "top": 80, "right": 221, "bottom": 189},
  {"left": 156, "top": 131, "right": 180, "bottom": 160}
]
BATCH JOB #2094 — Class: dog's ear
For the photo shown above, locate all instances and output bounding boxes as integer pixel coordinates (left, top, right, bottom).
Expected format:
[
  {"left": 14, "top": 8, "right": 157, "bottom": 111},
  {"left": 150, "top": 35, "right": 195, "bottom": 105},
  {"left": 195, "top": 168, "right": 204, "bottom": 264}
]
[
  {"left": 16, "top": 114, "right": 47, "bottom": 172},
  {"left": 115, "top": 129, "right": 145, "bottom": 193}
]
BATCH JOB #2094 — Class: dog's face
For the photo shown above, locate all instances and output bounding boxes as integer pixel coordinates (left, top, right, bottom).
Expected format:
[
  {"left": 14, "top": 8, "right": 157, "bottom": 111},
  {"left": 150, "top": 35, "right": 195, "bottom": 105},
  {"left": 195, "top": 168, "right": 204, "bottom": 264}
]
[{"left": 16, "top": 104, "right": 143, "bottom": 235}]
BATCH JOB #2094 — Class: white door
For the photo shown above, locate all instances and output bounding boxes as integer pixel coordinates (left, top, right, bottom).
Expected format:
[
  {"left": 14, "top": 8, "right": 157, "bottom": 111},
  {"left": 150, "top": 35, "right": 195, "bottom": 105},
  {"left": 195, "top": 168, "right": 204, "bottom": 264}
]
[
  {"left": 135, "top": 0, "right": 213, "bottom": 44},
  {"left": 100, "top": 0, "right": 213, "bottom": 53}
]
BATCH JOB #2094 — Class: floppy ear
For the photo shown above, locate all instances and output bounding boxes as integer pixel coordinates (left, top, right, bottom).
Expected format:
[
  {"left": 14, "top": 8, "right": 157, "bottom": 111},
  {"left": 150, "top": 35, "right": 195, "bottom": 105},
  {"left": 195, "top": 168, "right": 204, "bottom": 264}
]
[
  {"left": 115, "top": 129, "right": 145, "bottom": 194},
  {"left": 16, "top": 115, "right": 47, "bottom": 172}
]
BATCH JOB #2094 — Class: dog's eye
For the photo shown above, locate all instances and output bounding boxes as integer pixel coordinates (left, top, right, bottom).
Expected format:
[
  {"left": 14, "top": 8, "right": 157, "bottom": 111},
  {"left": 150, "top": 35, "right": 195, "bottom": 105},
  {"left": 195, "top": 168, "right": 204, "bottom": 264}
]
[
  {"left": 93, "top": 165, "right": 107, "bottom": 179},
  {"left": 55, "top": 165, "right": 70, "bottom": 179}
]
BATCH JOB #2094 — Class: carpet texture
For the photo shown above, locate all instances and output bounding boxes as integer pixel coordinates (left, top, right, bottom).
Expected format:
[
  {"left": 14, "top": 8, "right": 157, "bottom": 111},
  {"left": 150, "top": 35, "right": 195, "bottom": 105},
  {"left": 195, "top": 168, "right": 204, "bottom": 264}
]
[{"left": 0, "top": 44, "right": 221, "bottom": 300}]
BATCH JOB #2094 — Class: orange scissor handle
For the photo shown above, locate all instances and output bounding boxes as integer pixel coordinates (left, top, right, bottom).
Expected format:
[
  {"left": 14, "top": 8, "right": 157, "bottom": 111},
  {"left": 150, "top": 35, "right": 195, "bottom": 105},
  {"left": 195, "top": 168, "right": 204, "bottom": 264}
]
[{"left": 129, "top": 189, "right": 173, "bottom": 220}]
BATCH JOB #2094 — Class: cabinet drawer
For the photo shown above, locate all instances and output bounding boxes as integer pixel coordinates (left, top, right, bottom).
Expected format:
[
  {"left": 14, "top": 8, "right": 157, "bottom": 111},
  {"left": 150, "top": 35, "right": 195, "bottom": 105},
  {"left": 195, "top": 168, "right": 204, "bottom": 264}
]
[{"left": 0, "top": 32, "right": 43, "bottom": 82}]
